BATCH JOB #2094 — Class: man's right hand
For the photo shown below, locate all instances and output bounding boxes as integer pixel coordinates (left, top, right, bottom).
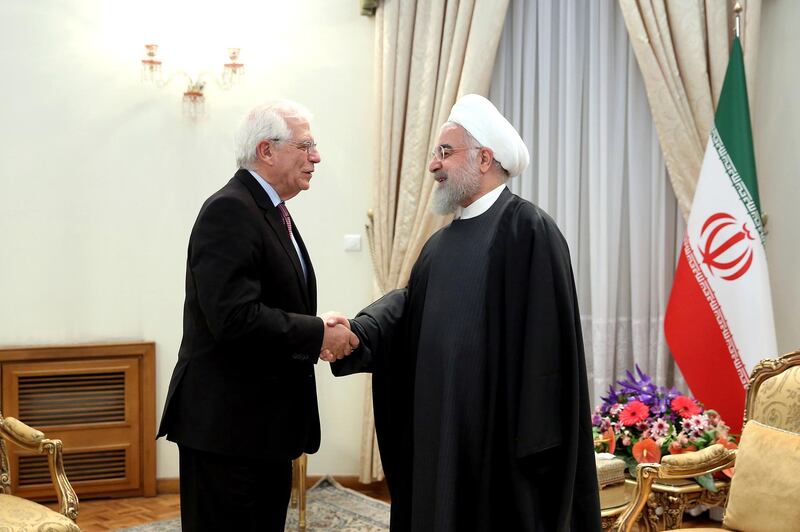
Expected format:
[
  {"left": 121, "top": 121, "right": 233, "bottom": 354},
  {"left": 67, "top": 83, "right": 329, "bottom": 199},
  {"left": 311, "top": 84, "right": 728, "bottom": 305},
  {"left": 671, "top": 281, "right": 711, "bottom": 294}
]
[{"left": 320, "top": 316, "right": 359, "bottom": 362}]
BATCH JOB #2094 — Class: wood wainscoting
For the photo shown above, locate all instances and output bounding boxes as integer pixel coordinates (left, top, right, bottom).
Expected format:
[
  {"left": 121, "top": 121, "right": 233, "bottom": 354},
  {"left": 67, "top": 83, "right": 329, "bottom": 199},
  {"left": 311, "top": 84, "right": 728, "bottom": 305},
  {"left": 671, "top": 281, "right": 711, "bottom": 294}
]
[{"left": 0, "top": 342, "right": 156, "bottom": 500}]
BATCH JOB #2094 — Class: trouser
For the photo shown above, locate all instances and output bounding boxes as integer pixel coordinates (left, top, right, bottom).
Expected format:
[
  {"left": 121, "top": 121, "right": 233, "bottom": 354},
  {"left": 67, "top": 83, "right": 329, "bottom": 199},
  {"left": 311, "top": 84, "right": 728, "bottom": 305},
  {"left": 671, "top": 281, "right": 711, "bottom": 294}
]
[{"left": 178, "top": 444, "right": 292, "bottom": 531}]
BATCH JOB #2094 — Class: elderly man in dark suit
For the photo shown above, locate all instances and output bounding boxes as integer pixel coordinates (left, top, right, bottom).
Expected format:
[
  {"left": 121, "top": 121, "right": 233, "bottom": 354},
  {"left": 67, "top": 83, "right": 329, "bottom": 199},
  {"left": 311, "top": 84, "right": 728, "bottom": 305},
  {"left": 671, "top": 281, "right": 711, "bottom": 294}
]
[{"left": 157, "top": 100, "right": 358, "bottom": 531}]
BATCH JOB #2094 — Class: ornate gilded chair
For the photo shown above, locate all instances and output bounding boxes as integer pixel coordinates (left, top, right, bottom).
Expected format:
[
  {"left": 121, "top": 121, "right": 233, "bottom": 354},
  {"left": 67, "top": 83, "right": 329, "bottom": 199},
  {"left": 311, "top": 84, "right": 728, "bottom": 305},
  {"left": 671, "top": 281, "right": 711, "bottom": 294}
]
[
  {"left": 0, "top": 410, "right": 80, "bottom": 531},
  {"left": 616, "top": 350, "right": 800, "bottom": 531}
]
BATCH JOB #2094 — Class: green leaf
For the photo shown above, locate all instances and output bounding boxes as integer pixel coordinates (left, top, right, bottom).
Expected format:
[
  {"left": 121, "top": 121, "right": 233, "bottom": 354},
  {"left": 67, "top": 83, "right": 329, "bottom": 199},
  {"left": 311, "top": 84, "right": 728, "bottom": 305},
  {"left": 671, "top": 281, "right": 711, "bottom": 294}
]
[
  {"left": 623, "top": 457, "right": 639, "bottom": 478},
  {"left": 695, "top": 473, "right": 717, "bottom": 492}
]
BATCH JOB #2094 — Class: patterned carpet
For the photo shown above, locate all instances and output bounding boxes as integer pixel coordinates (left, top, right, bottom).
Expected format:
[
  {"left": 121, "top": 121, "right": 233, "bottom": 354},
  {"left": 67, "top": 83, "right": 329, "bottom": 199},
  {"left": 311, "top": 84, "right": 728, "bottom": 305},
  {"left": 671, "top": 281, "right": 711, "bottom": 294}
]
[{"left": 115, "top": 476, "right": 390, "bottom": 531}]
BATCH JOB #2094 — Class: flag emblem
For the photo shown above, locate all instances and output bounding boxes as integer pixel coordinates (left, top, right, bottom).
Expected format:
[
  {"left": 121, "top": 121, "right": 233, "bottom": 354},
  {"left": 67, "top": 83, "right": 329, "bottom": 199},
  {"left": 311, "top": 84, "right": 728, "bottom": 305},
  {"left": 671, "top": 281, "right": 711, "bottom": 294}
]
[{"left": 699, "top": 212, "right": 755, "bottom": 281}]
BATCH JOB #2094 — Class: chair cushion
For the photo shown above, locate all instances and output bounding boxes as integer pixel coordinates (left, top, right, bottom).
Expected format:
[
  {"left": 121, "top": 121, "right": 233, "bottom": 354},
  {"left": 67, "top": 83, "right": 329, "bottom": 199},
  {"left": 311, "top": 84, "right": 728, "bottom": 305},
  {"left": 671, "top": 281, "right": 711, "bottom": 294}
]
[
  {"left": 749, "top": 365, "right": 800, "bottom": 432},
  {"left": 0, "top": 494, "right": 80, "bottom": 532},
  {"left": 723, "top": 420, "right": 800, "bottom": 532}
]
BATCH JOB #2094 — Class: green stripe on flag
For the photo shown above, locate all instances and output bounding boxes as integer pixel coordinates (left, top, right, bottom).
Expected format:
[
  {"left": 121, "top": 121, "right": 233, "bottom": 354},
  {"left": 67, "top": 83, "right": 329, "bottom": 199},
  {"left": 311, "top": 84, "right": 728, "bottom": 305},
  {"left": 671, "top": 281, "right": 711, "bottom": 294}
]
[
  {"left": 711, "top": 126, "right": 765, "bottom": 244},
  {"left": 714, "top": 37, "right": 761, "bottom": 216}
]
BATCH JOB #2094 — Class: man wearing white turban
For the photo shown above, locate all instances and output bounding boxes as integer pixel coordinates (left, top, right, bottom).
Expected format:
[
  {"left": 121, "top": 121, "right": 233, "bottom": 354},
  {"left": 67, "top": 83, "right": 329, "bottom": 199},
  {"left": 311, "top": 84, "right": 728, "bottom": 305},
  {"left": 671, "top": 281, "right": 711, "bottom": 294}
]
[{"left": 329, "top": 94, "right": 601, "bottom": 531}]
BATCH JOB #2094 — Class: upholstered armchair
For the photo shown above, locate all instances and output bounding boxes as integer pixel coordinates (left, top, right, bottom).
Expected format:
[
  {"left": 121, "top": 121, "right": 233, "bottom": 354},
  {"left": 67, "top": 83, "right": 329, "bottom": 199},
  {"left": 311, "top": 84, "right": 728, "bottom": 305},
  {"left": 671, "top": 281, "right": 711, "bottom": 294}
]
[
  {"left": 0, "top": 410, "right": 80, "bottom": 531},
  {"left": 616, "top": 350, "right": 800, "bottom": 532}
]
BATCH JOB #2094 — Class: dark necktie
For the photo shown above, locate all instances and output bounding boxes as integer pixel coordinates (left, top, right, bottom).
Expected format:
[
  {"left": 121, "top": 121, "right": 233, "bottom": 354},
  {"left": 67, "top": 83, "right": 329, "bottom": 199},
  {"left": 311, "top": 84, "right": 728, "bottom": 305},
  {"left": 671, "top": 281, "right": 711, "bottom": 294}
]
[{"left": 276, "top": 202, "right": 293, "bottom": 238}]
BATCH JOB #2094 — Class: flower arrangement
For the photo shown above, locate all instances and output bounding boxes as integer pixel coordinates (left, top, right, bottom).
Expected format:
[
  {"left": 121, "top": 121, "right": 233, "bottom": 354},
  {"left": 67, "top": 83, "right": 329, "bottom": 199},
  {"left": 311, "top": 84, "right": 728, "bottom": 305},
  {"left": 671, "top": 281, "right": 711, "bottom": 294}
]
[{"left": 592, "top": 366, "right": 737, "bottom": 488}]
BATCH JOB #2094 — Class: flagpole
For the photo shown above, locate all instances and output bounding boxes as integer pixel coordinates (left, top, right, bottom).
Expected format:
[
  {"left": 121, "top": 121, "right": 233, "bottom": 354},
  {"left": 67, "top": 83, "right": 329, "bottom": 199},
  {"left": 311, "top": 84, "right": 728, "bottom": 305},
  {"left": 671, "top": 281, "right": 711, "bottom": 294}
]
[
  {"left": 734, "top": 2, "right": 742, "bottom": 39},
  {"left": 732, "top": 1, "right": 765, "bottom": 229}
]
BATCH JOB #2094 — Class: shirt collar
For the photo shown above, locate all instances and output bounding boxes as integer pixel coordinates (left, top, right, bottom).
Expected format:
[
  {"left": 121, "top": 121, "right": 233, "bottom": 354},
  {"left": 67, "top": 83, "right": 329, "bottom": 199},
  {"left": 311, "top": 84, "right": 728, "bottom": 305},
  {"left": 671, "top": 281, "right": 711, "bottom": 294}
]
[
  {"left": 456, "top": 183, "right": 507, "bottom": 220},
  {"left": 248, "top": 169, "right": 282, "bottom": 207}
]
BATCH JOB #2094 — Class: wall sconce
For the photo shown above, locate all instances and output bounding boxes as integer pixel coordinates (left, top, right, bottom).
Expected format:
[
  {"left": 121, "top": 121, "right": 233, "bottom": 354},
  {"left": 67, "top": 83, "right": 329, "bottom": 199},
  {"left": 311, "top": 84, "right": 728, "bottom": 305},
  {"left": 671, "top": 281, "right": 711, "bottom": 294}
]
[{"left": 141, "top": 44, "right": 244, "bottom": 119}]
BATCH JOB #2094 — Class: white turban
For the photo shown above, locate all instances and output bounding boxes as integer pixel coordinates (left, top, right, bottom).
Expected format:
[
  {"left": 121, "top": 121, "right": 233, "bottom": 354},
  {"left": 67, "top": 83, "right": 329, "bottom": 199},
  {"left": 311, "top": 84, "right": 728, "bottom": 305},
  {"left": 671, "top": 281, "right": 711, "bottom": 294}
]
[{"left": 446, "top": 94, "right": 530, "bottom": 177}]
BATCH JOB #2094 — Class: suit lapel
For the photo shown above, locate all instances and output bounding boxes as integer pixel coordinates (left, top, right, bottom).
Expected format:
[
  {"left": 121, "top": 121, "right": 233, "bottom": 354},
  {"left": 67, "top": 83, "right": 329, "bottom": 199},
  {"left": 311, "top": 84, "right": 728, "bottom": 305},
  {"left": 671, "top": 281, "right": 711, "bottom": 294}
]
[
  {"left": 234, "top": 170, "right": 310, "bottom": 308},
  {"left": 292, "top": 225, "right": 316, "bottom": 312}
]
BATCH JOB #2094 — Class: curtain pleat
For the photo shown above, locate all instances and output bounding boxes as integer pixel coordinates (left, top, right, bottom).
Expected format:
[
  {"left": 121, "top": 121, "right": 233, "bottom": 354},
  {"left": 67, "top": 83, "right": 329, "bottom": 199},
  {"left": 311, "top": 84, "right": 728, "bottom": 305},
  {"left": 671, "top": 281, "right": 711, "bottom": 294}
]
[
  {"left": 360, "top": 0, "right": 510, "bottom": 483},
  {"left": 489, "top": 0, "right": 686, "bottom": 404}
]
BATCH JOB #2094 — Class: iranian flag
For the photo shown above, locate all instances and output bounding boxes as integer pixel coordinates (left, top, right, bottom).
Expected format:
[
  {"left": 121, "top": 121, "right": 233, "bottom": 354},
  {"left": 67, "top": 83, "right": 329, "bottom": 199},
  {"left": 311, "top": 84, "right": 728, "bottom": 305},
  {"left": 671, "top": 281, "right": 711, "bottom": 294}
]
[{"left": 664, "top": 37, "right": 777, "bottom": 433}]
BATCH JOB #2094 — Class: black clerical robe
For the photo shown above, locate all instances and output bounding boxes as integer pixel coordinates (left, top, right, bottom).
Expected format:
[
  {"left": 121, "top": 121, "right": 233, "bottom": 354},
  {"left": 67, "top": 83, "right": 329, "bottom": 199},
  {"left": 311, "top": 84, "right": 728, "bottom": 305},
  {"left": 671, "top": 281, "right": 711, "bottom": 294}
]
[{"left": 333, "top": 188, "right": 601, "bottom": 531}]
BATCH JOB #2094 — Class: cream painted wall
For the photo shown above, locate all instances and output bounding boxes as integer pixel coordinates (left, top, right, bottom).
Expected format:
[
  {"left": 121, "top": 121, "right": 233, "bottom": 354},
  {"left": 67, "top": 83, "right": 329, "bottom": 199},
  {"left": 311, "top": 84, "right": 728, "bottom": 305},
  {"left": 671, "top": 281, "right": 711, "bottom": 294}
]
[
  {"left": 755, "top": 0, "right": 800, "bottom": 354},
  {"left": 0, "top": 0, "right": 375, "bottom": 478}
]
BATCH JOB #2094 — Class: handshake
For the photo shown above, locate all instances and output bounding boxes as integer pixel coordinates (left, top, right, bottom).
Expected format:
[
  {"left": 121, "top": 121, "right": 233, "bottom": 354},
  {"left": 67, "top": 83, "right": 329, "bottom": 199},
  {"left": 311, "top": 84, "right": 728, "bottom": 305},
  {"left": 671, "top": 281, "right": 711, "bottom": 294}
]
[{"left": 319, "top": 311, "right": 358, "bottom": 363}]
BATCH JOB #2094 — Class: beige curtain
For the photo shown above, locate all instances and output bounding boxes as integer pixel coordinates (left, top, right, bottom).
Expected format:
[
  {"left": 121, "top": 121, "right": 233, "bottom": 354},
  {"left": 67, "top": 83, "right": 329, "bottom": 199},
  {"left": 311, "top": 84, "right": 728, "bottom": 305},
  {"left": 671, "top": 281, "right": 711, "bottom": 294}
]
[
  {"left": 618, "top": 0, "right": 761, "bottom": 219},
  {"left": 359, "top": 0, "right": 510, "bottom": 482}
]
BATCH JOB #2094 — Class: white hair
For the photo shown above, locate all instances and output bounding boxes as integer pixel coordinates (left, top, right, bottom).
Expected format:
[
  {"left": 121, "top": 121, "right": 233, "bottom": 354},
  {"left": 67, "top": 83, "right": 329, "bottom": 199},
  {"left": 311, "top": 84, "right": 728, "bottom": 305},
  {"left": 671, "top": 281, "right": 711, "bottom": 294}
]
[{"left": 234, "top": 100, "right": 313, "bottom": 169}]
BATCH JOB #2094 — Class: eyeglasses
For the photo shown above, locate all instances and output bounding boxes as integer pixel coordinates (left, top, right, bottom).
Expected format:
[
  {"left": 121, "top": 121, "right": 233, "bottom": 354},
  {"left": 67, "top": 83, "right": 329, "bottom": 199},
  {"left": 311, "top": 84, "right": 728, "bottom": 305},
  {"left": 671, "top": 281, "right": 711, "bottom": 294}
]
[
  {"left": 271, "top": 138, "right": 318, "bottom": 154},
  {"left": 430, "top": 145, "right": 481, "bottom": 161}
]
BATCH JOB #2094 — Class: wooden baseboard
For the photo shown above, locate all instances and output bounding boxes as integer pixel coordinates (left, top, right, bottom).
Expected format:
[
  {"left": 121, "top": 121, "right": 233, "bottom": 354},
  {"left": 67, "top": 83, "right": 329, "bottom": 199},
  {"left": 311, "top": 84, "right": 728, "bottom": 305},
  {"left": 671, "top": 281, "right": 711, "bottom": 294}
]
[{"left": 157, "top": 478, "right": 180, "bottom": 495}]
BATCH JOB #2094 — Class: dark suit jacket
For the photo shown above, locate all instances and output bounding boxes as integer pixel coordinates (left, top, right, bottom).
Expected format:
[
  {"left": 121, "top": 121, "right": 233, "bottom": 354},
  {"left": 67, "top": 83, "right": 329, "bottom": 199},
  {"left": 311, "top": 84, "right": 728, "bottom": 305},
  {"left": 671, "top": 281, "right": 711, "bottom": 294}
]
[{"left": 157, "top": 169, "right": 324, "bottom": 459}]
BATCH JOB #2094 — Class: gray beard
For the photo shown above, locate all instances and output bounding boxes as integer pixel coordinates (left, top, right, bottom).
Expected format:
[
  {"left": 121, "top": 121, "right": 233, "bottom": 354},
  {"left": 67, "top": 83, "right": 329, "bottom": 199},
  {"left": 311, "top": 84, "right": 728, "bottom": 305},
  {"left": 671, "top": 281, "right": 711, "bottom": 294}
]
[{"left": 430, "top": 166, "right": 481, "bottom": 215}]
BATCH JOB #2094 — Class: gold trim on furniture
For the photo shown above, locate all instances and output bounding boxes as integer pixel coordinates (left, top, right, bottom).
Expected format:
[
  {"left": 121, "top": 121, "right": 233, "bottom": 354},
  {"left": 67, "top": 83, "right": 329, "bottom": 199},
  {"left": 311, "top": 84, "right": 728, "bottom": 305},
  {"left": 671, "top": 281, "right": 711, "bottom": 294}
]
[
  {"left": 290, "top": 453, "right": 308, "bottom": 530},
  {"left": 0, "top": 410, "right": 80, "bottom": 522},
  {"left": 615, "top": 447, "right": 734, "bottom": 532},
  {"left": 744, "top": 349, "right": 800, "bottom": 431},
  {"left": 616, "top": 349, "right": 800, "bottom": 531},
  {"left": 600, "top": 481, "right": 634, "bottom": 530}
]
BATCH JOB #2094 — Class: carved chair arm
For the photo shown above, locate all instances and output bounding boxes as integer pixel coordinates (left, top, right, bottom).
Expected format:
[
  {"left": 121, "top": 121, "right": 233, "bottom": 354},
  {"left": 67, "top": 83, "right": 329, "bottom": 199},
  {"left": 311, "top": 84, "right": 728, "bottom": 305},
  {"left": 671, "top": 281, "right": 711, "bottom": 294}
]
[
  {"left": 0, "top": 416, "right": 44, "bottom": 448},
  {"left": 615, "top": 444, "right": 736, "bottom": 532},
  {"left": 660, "top": 443, "right": 736, "bottom": 478},
  {"left": 0, "top": 416, "right": 80, "bottom": 522}
]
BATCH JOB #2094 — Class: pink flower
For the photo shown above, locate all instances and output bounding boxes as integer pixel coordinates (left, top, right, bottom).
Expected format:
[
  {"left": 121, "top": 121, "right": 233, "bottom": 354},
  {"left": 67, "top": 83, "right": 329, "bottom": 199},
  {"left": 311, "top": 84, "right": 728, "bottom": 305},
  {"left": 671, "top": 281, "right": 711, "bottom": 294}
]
[
  {"left": 620, "top": 401, "right": 650, "bottom": 426},
  {"left": 683, "top": 414, "right": 709, "bottom": 437},
  {"left": 649, "top": 418, "right": 671, "bottom": 438},
  {"left": 610, "top": 403, "right": 624, "bottom": 416},
  {"left": 671, "top": 396, "right": 701, "bottom": 418},
  {"left": 621, "top": 435, "right": 632, "bottom": 447},
  {"left": 715, "top": 419, "right": 730, "bottom": 438}
]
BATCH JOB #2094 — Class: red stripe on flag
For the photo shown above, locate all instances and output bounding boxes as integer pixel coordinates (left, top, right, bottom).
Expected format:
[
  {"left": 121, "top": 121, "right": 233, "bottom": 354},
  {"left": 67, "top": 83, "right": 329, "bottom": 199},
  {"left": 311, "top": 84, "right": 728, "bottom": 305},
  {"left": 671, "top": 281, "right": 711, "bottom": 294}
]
[{"left": 665, "top": 251, "right": 745, "bottom": 433}]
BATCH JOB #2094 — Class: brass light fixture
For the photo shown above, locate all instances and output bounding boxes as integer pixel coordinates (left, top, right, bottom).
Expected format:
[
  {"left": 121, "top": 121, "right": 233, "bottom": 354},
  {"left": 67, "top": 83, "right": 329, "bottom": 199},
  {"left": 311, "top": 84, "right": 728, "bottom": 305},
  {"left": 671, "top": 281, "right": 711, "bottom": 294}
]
[{"left": 141, "top": 44, "right": 244, "bottom": 119}]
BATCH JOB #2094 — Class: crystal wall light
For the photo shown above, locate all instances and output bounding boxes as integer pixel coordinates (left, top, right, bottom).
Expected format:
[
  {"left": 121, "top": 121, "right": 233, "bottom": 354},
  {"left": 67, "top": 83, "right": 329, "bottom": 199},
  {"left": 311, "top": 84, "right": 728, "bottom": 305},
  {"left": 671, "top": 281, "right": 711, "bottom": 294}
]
[{"left": 141, "top": 44, "right": 244, "bottom": 119}]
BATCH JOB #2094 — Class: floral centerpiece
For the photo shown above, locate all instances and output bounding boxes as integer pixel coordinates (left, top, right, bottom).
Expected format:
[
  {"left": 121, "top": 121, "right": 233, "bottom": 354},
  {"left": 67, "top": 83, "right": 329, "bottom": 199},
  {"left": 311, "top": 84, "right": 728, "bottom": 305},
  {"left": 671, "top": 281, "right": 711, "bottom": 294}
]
[{"left": 592, "top": 366, "right": 737, "bottom": 489}]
